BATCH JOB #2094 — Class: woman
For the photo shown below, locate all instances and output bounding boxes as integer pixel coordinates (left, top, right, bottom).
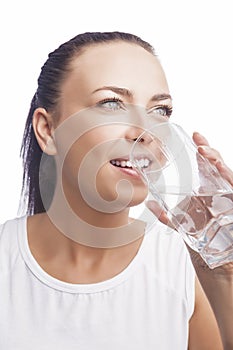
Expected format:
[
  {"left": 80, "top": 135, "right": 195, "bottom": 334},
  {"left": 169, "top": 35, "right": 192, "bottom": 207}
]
[{"left": 0, "top": 31, "right": 232, "bottom": 349}]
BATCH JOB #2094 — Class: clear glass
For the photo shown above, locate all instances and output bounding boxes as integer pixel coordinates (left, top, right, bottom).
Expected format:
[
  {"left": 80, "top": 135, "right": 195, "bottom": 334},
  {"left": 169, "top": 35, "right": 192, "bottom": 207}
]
[{"left": 130, "top": 122, "right": 233, "bottom": 268}]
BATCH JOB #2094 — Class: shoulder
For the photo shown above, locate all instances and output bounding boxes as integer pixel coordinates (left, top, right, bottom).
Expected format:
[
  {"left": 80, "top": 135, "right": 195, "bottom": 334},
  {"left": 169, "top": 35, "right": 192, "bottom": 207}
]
[
  {"left": 143, "top": 221, "right": 194, "bottom": 274},
  {"left": 0, "top": 215, "right": 26, "bottom": 238},
  {"left": 0, "top": 216, "right": 27, "bottom": 261}
]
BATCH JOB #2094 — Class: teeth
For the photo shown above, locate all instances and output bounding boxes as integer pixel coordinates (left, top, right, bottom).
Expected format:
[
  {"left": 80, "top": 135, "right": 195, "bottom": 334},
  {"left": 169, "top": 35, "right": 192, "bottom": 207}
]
[
  {"left": 110, "top": 159, "right": 133, "bottom": 168},
  {"left": 136, "top": 158, "right": 150, "bottom": 168},
  {"left": 110, "top": 158, "right": 150, "bottom": 169},
  {"left": 138, "top": 159, "right": 145, "bottom": 168}
]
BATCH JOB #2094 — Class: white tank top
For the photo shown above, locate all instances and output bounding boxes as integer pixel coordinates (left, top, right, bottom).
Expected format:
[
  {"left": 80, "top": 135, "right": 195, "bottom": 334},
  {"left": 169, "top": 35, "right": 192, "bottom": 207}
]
[{"left": 0, "top": 216, "right": 195, "bottom": 349}]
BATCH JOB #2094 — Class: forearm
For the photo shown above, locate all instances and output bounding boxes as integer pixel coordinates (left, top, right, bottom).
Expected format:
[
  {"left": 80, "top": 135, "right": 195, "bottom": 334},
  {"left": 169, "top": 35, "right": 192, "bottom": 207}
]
[{"left": 190, "top": 252, "right": 233, "bottom": 349}]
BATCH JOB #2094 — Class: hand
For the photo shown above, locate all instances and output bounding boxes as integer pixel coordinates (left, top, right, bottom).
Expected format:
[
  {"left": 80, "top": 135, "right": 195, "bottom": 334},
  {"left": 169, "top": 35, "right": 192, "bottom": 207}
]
[
  {"left": 189, "top": 132, "right": 233, "bottom": 273},
  {"left": 193, "top": 132, "right": 233, "bottom": 187},
  {"left": 147, "top": 131, "right": 233, "bottom": 224}
]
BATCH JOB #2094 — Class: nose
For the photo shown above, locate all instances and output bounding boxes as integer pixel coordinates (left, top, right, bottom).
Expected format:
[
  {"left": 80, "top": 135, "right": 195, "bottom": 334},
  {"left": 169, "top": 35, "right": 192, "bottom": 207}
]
[
  {"left": 126, "top": 126, "right": 154, "bottom": 144},
  {"left": 124, "top": 104, "right": 163, "bottom": 144}
]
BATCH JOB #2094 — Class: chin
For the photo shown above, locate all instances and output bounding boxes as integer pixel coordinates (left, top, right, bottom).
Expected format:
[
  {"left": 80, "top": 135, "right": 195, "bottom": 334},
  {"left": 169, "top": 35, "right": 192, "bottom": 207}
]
[
  {"left": 95, "top": 169, "right": 148, "bottom": 206},
  {"left": 127, "top": 188, "right": 148, "bottom": 207}
]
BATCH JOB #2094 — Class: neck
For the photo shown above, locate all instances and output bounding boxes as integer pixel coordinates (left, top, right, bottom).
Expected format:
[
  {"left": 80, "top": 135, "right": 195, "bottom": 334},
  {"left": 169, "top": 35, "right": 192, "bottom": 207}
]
[
  {"left": 46, "top": 181, "right": 146, "bottom": 249},
  {"left": 27, "top": 212, "right": 145, "bottom": 283},
  {"left": 56, "top": 177, "right": 133, "bottom": 228}
]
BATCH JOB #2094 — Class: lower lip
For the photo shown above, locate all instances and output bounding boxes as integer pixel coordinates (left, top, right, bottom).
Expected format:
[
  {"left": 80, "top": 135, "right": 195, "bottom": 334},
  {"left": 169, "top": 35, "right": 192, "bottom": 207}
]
[{"left": 110, "top": 164, "right": 142, "bottom": 179}]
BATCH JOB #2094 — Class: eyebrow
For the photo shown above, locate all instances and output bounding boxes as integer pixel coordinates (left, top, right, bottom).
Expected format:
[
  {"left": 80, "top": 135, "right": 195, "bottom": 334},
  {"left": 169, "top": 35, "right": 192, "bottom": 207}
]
[{"left": 92, "top": 86, "right": 172, "bottom": 102}]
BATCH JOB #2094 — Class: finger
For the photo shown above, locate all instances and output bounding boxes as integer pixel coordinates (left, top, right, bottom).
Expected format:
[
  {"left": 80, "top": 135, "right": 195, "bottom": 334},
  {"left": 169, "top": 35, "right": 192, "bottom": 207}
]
[
  {"left": 198, "top": 145, "right": 224, "bottom": 164},
  {"left": 146, "top": 200, "right": 176, "bottom": 229},
  {"left": 192, "top": 132, "right": 210, "bottom": 147},
  {"left": 192, "top": 133, "right": 233, "bottom": 190},
  {"left": 193, "top": 132, "right": 220, "bottom": 164},
  {"left": 146, "top": 200, "right": 164, "bottom": 219},
  {"left": 193, "top": 132, "right": 224, "bottom": 164},
  {"left": 216, "top": 161, "right": 233, "bottom": 187},
  {"left": 198, "top": 146, "right": 233, "bottom": 186}
]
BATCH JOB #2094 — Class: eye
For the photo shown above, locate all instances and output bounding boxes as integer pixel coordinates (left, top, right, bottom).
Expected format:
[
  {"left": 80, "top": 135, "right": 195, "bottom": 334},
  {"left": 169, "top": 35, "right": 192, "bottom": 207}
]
[
  {"left": 149, "top": 105, "right": 173, "bottom": 118},
  {"left": 97, "top": 97, "right": 124, "bottom": 111}
]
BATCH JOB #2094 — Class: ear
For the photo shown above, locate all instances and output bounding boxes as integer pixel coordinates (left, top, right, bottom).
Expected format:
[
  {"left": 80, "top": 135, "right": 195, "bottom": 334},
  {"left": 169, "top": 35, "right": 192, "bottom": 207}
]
[{"left": 32, "top": 108, "right": 57, "bottom": 155}]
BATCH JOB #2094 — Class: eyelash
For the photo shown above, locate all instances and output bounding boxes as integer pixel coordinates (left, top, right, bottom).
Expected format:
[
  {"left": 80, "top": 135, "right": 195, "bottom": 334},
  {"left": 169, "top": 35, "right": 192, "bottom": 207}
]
[
  {"left": 97, "top": 97, "right": 173, "bottom": 117},
  {"left": 97, "top": 97, "right": 124, "bottom": 110},
  {"left": 150, "top": 105, "right": 173, "bottom": 118}
]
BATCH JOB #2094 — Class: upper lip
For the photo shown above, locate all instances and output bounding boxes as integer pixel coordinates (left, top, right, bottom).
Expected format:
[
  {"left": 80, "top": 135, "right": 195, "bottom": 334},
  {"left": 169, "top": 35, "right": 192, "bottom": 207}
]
[
  {"left": 109, "top": 154, "right": 151, "bottom": 161},
  {"left": 110, "top": 155, "right": 130, "bottom": 161},
  {"left": 110, "top": 158, "right": 132, "bottom": 165}
]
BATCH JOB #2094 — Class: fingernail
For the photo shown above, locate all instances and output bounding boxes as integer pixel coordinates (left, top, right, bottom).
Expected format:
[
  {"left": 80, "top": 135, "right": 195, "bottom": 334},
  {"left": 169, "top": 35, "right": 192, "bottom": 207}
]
[
  {"left": 198, "top": 145, "right": 210, "bottom": 153},
  {"left": 145, "top": 200, "right": 154, "bottom": 210},
  {"left": 193, "top": 131, "right": 202, "bottom": 137},
  {"left": 216, "top": 160, "right": 224, "bottom": 167}
]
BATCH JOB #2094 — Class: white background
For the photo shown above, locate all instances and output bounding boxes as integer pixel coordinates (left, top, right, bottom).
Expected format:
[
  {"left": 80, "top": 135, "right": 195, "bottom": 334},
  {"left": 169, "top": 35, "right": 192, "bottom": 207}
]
[{"left": 0, "top": 0, "right": 232, "bottom": 223}]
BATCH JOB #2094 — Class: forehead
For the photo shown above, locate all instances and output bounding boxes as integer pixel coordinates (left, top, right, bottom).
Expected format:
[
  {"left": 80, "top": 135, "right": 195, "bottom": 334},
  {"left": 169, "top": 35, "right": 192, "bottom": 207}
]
[{"left": 67, "top": 41, "right": 169, "bottom": 94}]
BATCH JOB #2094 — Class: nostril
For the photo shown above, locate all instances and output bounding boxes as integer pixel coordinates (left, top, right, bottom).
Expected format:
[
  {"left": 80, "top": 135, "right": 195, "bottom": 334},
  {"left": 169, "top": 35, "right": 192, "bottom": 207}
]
[{"left": 132, "top": 137, "right": 144, "bottom": 142}]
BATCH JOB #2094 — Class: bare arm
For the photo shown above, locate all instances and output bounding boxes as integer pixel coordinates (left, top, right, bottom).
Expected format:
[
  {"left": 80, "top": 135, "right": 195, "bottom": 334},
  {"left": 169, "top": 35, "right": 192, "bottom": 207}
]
[
  {"left": 188, "top": 250, "right": 233, "bottom": 349},
  {"left": 188, "top": 276, "right": 223, "bottom": 349}
]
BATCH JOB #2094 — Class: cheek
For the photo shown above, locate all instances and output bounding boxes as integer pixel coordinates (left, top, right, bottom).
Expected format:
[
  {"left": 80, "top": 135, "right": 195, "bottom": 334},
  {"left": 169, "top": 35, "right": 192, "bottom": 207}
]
[
  {"left": 57, "top": 130, "right": 97, "bottom": 176},
  {"left": 95, "top": 164, "right": 119, "bottom": 201},
  {"left": 60, "top": 141, "right": 111, "bottom": 197},
  {"left": 58, "top": 140, "right": 88, "bottom": 191},
  {"left": 60, "top": 150, "right": 148, "bottom": 212}
]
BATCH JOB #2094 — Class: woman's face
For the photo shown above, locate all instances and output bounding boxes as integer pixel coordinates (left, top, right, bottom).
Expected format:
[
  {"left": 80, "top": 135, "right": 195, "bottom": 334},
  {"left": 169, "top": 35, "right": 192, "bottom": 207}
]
[{"left": 54, "top": 41, "right": 172, "bottom": 212}]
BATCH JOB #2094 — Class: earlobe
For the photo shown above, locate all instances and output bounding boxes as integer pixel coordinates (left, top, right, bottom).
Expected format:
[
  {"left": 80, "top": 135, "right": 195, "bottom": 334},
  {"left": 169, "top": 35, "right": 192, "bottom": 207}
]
[{"left": 32, "top": 108, "right": 57, "bottom": 155}]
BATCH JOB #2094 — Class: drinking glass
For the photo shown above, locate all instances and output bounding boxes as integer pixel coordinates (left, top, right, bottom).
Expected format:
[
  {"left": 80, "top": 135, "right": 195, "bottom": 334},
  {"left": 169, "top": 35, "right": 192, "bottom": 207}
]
[{"left": 130, "top": 122, "right": 233, "bottom": 268}]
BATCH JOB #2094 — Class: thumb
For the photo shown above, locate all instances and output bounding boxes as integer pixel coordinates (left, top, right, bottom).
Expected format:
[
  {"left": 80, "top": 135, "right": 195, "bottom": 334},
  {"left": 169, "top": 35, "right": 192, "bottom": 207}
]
[{"left": 146, "top": 200, "right": 175, "bottom": 229}]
